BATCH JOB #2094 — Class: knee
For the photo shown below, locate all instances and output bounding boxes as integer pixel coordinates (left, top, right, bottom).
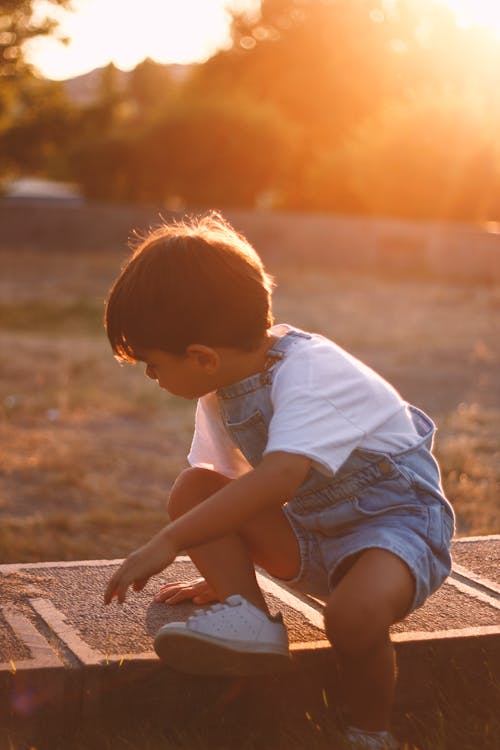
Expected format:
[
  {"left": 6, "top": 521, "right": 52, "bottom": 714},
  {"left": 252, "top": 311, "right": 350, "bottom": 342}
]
[
  {"left": 324, "top": 594, "right": 390, "bottom": 655},
  {"left": 167, "top": 467, "right": 231, "bottom": 520}
]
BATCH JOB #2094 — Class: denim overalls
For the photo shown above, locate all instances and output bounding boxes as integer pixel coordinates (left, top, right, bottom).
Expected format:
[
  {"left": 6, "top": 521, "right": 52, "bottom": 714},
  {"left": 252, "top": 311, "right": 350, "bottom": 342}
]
[{"left": 216, "top": 328, "right": 455, "bottom": 611}]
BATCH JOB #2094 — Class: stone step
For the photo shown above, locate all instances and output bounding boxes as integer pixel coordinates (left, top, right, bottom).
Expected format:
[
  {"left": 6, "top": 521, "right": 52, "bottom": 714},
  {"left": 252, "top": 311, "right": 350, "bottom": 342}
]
[{"left": 1, "top": 536, "right": 498, "bottom": 742}]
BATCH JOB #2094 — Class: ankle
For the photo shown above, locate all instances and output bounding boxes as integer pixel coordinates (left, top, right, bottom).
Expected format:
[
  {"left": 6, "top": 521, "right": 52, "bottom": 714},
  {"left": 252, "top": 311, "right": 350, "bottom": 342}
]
[{"left": 223, "top": 591, "right": 269, "bottom": 615}]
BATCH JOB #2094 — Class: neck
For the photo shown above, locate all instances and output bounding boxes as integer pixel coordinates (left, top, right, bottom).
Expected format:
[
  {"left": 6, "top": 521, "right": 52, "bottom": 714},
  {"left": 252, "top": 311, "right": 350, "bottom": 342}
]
[{"left": 215, "top": 331, "right": 277, "bottom": 388}]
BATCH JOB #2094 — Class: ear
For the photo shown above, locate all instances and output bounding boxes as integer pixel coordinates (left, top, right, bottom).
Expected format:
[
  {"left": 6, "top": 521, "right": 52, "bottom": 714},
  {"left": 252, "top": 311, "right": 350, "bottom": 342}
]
[{"left": 185, "top": 344, "right": 220, "bottom": 375}]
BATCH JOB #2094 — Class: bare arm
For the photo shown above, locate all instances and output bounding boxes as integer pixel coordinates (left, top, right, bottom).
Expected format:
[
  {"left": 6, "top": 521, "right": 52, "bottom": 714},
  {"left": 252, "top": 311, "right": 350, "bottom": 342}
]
[
  {"left": 104, "top": 451, "right": 311, "bottom": 604},
  {"left": 166, "top": 451, "right": 310, "bottom": 552}
]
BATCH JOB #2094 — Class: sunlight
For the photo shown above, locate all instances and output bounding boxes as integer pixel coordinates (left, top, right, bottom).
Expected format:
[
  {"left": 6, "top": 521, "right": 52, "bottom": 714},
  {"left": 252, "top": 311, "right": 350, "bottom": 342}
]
[
  {"left": 27, "top": 0, "right": 500, "bottom": 80},
  {"left": 27, "top": 0, "right": 259, "bottom": 80},
  {"left": 438, "top": 0, "right": 500, "bottom": 33}
]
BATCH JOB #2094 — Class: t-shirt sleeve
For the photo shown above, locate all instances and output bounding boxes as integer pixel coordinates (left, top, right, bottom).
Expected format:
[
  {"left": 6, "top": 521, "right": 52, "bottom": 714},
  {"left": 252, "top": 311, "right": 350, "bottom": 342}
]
[
  {"left": 188, "top": 393, "right": 252, "bottom": 479},
  {"left": 264, "top": 349, "right": 370, "bottom": 475}
]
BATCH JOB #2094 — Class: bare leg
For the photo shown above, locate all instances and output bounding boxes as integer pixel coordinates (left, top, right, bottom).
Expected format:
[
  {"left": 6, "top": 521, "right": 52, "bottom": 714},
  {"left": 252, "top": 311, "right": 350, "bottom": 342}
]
[
  {"left": 324, "top": 548, "right": 415, "bottom": 731},
  {"left": 165, "top": 468, "right": 301, "bottom": 614}
]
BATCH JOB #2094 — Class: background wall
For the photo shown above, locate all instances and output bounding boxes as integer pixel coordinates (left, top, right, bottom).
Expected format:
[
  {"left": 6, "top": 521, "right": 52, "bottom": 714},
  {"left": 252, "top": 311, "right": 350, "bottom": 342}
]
[{"left": 2, "top": 199, "right": 499, "bottom": 282}]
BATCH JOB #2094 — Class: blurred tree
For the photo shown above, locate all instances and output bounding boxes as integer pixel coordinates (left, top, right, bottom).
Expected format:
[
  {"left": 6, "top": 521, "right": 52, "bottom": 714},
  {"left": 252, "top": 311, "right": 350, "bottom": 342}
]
[
  {"left": 336, "top": 88, "right": 500, "bottom": 221},
  {"left": 0, "top": 76, "right": 75, "bottom": 176},
  {"left": 0, "top": 0, "right": 70, "bottom": 79},
  {"left": 127, "top": 57, "right": 176, "bottom": 117},
  {"left": 72, "top": 93, "right": 299, "bottom": 207},
  {"left": 191, "top": 1, "right": 458, "bottom": 144},
  {"left": 0, "top": 0, "right": 72, "bottom": 181},
  {"left": 184, "top": 0, "right": 475, "bottom": 214},
  {"left": 139, "top": 94, "right": 299, "bottom": 207},
  {"left": 10, "top": 0, "right": 499, "bottom": 222},
  {"left": 90, "top": 62, "right": 125, "bottom": 129},
  {"left": 0, "top": 0, "right": 70, "bottom": 126},
  {"left": 69, "top": 131, "right": 132, "bottom": 201}
]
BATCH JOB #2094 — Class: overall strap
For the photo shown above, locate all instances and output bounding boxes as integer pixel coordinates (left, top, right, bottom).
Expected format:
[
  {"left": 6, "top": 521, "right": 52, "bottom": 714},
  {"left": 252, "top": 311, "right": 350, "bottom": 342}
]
[
  {"left": 217, "top": 328, "right": 311, "bottom": 398},
  {"left": 259, "top": 327, "right": 312, "bottom": 386},
  {"left": 266, "top": 326, "right": 311, "bottom": 361}
]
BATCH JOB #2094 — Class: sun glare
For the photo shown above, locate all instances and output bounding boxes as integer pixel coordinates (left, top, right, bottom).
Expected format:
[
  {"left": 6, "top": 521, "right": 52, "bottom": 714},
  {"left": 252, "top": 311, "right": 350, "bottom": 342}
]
[
  {"left": 27, "top": 0, "right": 259, "bottom": 80},
  {"left": 438, "top": 0, "right": 500, "bottom": 32},
  {"left": 26, "top": 0, "right": 500, "bottom": 80}
]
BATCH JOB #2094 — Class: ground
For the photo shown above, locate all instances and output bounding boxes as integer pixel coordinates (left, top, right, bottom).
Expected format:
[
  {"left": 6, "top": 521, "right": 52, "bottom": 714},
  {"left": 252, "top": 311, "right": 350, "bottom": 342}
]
[{"left": 0, "top": 244, "right": 499, "bottom": 563}]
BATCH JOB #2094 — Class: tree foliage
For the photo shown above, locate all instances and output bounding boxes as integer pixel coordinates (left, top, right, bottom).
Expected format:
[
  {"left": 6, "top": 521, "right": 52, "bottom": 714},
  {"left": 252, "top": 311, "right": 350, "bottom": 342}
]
[
  {"left": 126, "top": 57, "right": 175, "bottom": 115},
  {"left": 0, "top": 0, "right": 72, "bottom": 178},
  {"left": 0, "top": 76, "right": 74, "bottom": 176},
  {"left": 0, "top": 0, "right": 70, "bottom": 79},
  {"left": 4, "top": 0, "right": 500, "bottom": 222},
  {"left": 71, "top": 92, "right": 298, "bottom": 207}
]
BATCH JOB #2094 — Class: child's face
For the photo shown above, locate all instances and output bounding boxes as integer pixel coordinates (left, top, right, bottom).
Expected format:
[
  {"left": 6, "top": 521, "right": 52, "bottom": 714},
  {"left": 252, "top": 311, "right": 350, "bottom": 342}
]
[{"left": 140, "top": 348, "right": 215, "bottom": 399}]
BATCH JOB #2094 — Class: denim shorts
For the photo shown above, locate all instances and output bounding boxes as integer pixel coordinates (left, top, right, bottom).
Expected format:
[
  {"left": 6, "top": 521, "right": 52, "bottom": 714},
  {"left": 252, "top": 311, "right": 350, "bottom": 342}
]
[{"left": 279, "top": 431, "right": 455, "bottom": 613}]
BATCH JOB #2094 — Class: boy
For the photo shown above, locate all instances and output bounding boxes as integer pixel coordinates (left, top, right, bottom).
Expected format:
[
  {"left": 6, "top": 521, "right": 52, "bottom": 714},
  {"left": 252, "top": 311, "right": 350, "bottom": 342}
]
[{"left": 104, "top": 213, "right": 454, "bottom": 750}]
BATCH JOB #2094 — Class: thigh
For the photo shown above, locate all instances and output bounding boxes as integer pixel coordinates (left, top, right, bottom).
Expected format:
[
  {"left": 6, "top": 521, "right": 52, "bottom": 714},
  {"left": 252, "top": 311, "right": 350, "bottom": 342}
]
[
  {"left": 170, "top": 467, "right": 301, "bottom": 580},
  {"left": 240, "top": 504, "right": 301, "bottom": 581}
]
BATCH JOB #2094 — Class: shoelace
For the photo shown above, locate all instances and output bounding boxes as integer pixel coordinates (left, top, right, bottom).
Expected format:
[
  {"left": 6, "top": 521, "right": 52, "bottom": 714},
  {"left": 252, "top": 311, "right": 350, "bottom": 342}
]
[{"left": 188, "top": 598, "right": 241, "bottom": 624}]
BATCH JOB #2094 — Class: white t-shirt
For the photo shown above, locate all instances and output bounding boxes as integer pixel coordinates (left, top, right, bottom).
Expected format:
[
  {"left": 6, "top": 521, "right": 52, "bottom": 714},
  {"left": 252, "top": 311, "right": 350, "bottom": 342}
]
[{"left": 188, "top": 324, "right": 419, "bottom": 478}]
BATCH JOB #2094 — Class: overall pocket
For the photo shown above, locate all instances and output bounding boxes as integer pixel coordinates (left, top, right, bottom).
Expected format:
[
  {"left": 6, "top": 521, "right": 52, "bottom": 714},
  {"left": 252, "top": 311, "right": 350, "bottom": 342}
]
[
  {"left": 225, "top": 410, "right": 268, "bottom": 468},
  {"left": 353, "top": 470, "right": 425, "bottom": 519}
]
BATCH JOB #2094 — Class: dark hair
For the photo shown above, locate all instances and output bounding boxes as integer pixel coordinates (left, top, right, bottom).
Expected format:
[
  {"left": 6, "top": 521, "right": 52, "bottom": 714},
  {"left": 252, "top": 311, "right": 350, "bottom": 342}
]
[{"left": 105, "top": 213, "right": 274, "bottom": 360}]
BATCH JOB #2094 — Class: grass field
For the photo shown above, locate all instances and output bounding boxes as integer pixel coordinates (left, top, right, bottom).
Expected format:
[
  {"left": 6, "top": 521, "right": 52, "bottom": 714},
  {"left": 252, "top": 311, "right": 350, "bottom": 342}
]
[{"left": 1, "top": 245, "right": 499, "bottom": 563}]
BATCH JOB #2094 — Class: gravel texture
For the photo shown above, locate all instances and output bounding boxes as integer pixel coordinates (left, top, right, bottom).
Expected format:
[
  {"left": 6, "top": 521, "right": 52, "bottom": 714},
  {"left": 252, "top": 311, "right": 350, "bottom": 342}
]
[
  {"left": 391, "top": 580, "right": 499, "bottom": 633},
  {"left": 2, "top": 541, "right": 499, "bottom": 662},
  {"left": 11, "top": 561, "right": 324, "bottom": 656},
  {"left": 0, "top": 611, "right": 31, "bottom": 662},
  {"left": 452, "top": 539, "right": 500, "bottom": 584}
]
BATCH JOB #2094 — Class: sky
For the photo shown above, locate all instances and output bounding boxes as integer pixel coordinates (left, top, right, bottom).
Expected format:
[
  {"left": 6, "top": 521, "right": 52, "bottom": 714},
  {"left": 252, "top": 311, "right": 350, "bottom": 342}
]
[
  {"left": 26, "top": 0, "right": 260, "bottom": 80},
  {"left": 26, "top": 0, "right": 500, "bottom": 81}
]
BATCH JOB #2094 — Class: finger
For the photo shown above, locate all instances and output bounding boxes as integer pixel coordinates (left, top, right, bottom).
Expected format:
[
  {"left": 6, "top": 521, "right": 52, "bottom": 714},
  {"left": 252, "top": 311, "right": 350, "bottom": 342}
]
[
  {"left": 159, "top": 578, "right": 204, "bottom": 592},
  {"left": 154, "top": 589, "right": 171, "bottom": 603},
  {"left": 193, "top": 593, "right": 218, "bottom": 604},
  {"left": 132, "top": 577, "right": 149, "bottom": 592},
  {"left": 104, "top": 571, "right": 121, "bottom": 604},
  {"left": 193, "top": 585, "right": 219, "bottom": 602},
  {"left": 157, "top": 582, "right": 183, "bottom": 596},
  {"left": 155, "top": 580, "right": 198, "bottom": 600},
  {"left": 116, "top": 577, "right": 131, "bottom": 604},
  {"left": 156, "top": 588, "right": 192, "bottom": 604},
  {"left": 191, "top": 581, "right": 216, "bottom": 595},
  {"left": 155, "top": 585, "right": 184, "bottom": 602}
]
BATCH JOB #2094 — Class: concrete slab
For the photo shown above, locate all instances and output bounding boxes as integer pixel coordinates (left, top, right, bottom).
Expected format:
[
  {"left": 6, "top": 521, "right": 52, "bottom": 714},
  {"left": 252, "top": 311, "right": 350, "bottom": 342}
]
[
  {"left": 450, "top": 534, "right": 500, "bottom": 593},
  {"left": 0, "top": 559, "right": 324, "bottom": 660},
  {"left": 0, "top": 609, "right": 31, "bottom": 664},
  {"left": 0, "top": 608, "right": 62, "bottom": 669},
  {"left": 1, "top": 537, "right": 498, "bottom": 737}
]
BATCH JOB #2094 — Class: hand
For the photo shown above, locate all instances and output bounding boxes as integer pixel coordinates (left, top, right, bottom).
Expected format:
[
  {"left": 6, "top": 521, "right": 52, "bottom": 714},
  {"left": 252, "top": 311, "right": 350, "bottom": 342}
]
[
  {"left": 154, "top": 577, "right": 219, "bottom": 606},
  {"left": 104, "top": 532, "right": 176, "bottom": 605}
]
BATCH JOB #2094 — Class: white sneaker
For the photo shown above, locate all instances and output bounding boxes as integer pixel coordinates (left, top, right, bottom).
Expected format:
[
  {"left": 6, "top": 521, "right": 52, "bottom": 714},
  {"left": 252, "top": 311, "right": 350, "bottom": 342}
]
[{"left": 154, "top": 594, "right": 290, "bottom": 675}]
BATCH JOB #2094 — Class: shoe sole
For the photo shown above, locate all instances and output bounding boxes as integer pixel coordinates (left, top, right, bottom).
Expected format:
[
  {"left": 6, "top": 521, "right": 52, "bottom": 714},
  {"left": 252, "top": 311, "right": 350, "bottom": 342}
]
[{"left": 154, "top": 630, "right": 291, "bottom": 676}]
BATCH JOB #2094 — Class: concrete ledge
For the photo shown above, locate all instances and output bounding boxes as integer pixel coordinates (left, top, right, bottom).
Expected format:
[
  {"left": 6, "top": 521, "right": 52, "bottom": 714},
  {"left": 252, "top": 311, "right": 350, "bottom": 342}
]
[{"left": 1, "top": 537, "right": 499, "bottom": 738}]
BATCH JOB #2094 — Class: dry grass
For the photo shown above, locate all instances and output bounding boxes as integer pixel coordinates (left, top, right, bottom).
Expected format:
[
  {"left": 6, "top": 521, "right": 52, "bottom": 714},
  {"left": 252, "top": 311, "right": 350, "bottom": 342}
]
[
  {"left": 0, "top": 246, "right": 499, "bottom": 564},
  {"left": 2, "top": 681, "right": 498, "bottom": 750}
]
